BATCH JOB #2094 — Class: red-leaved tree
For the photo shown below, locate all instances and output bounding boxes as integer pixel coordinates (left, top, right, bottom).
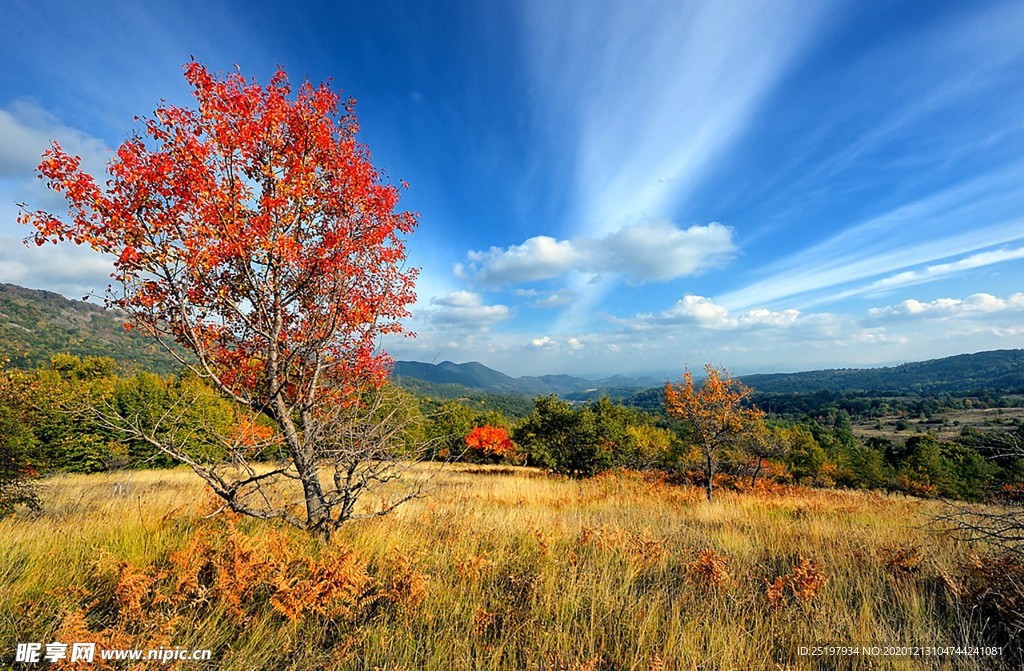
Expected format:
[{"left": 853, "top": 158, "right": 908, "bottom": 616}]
[
  {"left": 19, "top": 61, "right": 422, "bottom": 540},
  {"left": 465, "top": 425, "right": 517, "bottom": 462}
]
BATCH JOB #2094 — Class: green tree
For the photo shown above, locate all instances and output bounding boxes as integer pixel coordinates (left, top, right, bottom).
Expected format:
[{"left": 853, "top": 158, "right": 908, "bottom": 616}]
[
  {"left": 940, "top": 442, "right": 996, "bottom": 500},
  {"left": 742, "top": 422, "right": 791, "bottom": 486},
  {"left": 786, "top": 427, "right": 827, "bottom": 483},
  {"left": 515, "top": 396, "right": 608, "bottom": 477},
  {"left": 0, "top": 368, "right": 41, "bottom": 516},
  {"left": 895, "top": 435, "right": 952, "bottom": 498},
  {"left": 837, "top": 442, "right": 888, "bottom": 489},
  {"left": 426, "top": 401, "right": 478, "bottom": 460},
  {"left": 31, "top": 357, "right": 123, "bottom": 472},
  {"left": 623, "top": 424, "right": 676, "bottom": 471}
]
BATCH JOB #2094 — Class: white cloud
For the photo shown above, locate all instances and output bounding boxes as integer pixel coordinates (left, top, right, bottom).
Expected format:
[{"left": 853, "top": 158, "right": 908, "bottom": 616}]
[
  {"left": 464, "top": 221, "right": 735, "bottom": 286},
  {"left": 655, "top": 295, "right": 800, "bottom": 330},
  {"left": 0, "top": 102, "right": 121, "bottom": 300},
  {"left": 580, "top": 221, "right": 736, "bottom": 281},
  {"left": 662, "top": 295, "right": 732, "bottom": 327},
  {"left": 466, "top": 236, "right": 576, "bottom": 285},
  {"left": 0, "top": 235, "right": 115, "bottom": 299},
  {"left": 739, "top": 307, "right": 801, "bottom": 328},
  {"left": 848, "top": 330, "right": 909, "bottom": 346},
  {"left": 868, "top": 292, "right": 1024, "bottom": 321},
  {"left": 423, "top": 291, "right": 510, "bottom": 328},
  {"left": 528, "top": 336, "right": 559, "bottom": 350},
  {"left": 0, "top": 101, "right": 109, "bottom": 179}
]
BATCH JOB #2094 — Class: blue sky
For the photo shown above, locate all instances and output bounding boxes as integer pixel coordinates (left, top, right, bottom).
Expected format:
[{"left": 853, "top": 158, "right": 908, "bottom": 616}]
[{"left": 2, "top": 0, "right": 1023, "bottom": 377}]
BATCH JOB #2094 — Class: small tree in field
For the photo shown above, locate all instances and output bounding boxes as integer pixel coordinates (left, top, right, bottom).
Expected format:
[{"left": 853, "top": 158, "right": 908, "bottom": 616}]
[
  {"left": 19, "top": 62, "right": 421, "bottom": 541},
  {"left": 465, "top": 425, "right": 517, "bottom": 463},
  {"left": 742, "top": 421, "right": 791, "bottom": 487},
  {"left": 664, "top": 364, "right": 764, "bottom": 501}
]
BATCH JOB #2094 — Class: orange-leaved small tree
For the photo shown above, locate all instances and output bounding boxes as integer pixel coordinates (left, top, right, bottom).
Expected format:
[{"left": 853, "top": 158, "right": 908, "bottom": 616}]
[
  {"left": 665, "top": 364, "right": 764, "bottom": 502},
  {"left": 19, "top": 61, "right": 422, "bottom": 541},
  {"left": 465, "top": 425, "right": 517, "bottom": 462}
]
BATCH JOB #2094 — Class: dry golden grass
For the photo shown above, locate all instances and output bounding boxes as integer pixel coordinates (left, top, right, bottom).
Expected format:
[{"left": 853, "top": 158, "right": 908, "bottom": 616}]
[{"left": 0, "top": 465, "right": 1008, "bottom": 669}]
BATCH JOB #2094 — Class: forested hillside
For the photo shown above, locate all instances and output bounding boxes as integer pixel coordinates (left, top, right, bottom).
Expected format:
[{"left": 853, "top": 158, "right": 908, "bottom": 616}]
[
  {"left": 0, "top": 283, "right": 182, "bottom": 373},
  {"left": 392, "top": 359, "right": 658, "bottom": 397},
  {"left": 740, "top": 350, "right": 1024, "bottom": 394}
]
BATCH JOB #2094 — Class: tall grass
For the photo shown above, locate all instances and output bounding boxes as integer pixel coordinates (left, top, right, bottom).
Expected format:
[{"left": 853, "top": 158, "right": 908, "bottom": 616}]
[{"left": 0, "top": 466, "right": 1007, "bottom": 669}]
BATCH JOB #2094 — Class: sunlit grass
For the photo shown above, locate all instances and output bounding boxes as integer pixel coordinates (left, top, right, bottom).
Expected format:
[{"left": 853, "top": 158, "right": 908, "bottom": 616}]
[{"left": 0, "top": 466, "right": 1000, "bottom": 670}]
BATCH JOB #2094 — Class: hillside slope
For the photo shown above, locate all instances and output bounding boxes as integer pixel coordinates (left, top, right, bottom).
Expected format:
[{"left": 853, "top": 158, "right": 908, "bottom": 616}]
[
  {"left": 0, "top": 283, "right": 183, "bottom": 373},
  {"left": 739, "top": 349, "right": 1024, "bottom": 394},
  {"left": 392, "top": 360, "right": 657, "bottom": 397}
]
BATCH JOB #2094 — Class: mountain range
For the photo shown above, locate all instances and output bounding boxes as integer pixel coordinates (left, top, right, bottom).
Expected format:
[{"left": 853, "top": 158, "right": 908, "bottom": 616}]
[
  {"left": 1, "top": 282, "right": 1021, "bottom": 396},
  {"left": 392, "top": 360, "right": 662, "bottom": 399}
]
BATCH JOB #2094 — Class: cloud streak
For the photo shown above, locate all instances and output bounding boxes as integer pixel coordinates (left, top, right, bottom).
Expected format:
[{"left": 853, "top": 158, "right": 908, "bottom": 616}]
[
  {"left": 522, "top": 0, "right": 828, "bottom": 235},
  {"left": 860, "top": 246, "right": 1024, "bottom": 295},
  {"left": 718, "top": 165, "right": 1024, "bottom": 310}
]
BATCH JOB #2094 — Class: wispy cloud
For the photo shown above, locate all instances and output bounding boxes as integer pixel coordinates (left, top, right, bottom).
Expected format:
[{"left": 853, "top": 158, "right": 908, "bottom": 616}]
[
  {"left": 859, "top": 246, "right": 1024, "bottom": 296},
  {"left": 522, "top": 0, "right": 829, "bottom": 235},
  {"left": 718, "top": 165, "right": 1024, "bottom": 310}
]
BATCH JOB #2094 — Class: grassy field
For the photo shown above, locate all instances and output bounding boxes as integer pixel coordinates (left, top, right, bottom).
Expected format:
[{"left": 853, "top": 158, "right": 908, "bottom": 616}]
[
  {"left": 1, "top": 465, "right": 1017, "bottom": 670},
  {"left": 851, "top": 404, "right": 1024, "bottom": 442}
]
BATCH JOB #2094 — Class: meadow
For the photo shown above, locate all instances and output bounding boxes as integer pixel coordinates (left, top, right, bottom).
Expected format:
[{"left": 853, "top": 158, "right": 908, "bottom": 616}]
[{"left": 1, "top": 465, "right": 1016, "bottom": 670}]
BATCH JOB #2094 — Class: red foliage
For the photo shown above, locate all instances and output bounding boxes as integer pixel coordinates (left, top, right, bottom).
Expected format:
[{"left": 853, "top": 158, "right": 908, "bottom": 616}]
[
  {"left": 465, "top": 425, "right": 516, "bottom": 459},
  {"left": 19, "top": 61, "right": 418, "bottom": 411}
]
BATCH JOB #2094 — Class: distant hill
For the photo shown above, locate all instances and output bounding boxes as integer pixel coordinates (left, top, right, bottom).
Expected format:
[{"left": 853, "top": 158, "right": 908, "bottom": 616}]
[
  {"left": 739, "top": 350, "right": 1024, "bottom": 394},
  {"left": 0, "top": 283, "right": 183, "bottom": 373},
  {"left": 3, "top": 282, "right": 1020, "bottom": 398},
  {"left": 392, "top": 360, "right": 658, "bottom": 398},
  {"left": 620, "top": 350, "right": 1024, "bottom": 413}
]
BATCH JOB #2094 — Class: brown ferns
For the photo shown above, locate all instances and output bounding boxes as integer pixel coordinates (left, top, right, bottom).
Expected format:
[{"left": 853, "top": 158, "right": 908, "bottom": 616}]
[
  {"left": 685, "top": 549, "right": 733, "bottom": 590},
  {"left": 765, "top": 555, "right": 828, "bottom": 609}
]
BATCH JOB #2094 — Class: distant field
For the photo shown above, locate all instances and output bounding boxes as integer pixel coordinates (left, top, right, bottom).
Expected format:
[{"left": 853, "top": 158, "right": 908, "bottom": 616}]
[
  {"left": 1, "top": 466, "right": 1017, "bottom": 670},
  {"left": 852, "top": 403, "right": 1024, "bottom": 442}
]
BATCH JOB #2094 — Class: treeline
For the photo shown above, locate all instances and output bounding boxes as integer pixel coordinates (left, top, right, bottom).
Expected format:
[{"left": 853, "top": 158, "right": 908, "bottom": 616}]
[
  {"left": 751, "top": 390, "right": 1024, "bottom": 421},
  {"left": 3, "top": 356, "right": 1023, "bottom": 510},
  {"left": 627, "top": 386, "right": 1023, "bottom": 420},
  {"left": 0, "top": 355, "right": 279, "bottom": 476},
  {"left": 423, "top": 390, "right": 1023, "bottom": 501}
]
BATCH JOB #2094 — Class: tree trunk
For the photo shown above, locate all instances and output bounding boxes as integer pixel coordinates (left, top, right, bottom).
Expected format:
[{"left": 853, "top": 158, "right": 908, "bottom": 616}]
[
  {"left": 297, "top": 460, "right": 331, "bottom": 542},
  {"left": 705, "top": 453, "right": 715, "bottom": 502},
  {"left": 750, "top": 458, "right": 763, "bottom": 487},
  {"left": 275, "top": 399, "right": 332, "bottom": 542}
]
